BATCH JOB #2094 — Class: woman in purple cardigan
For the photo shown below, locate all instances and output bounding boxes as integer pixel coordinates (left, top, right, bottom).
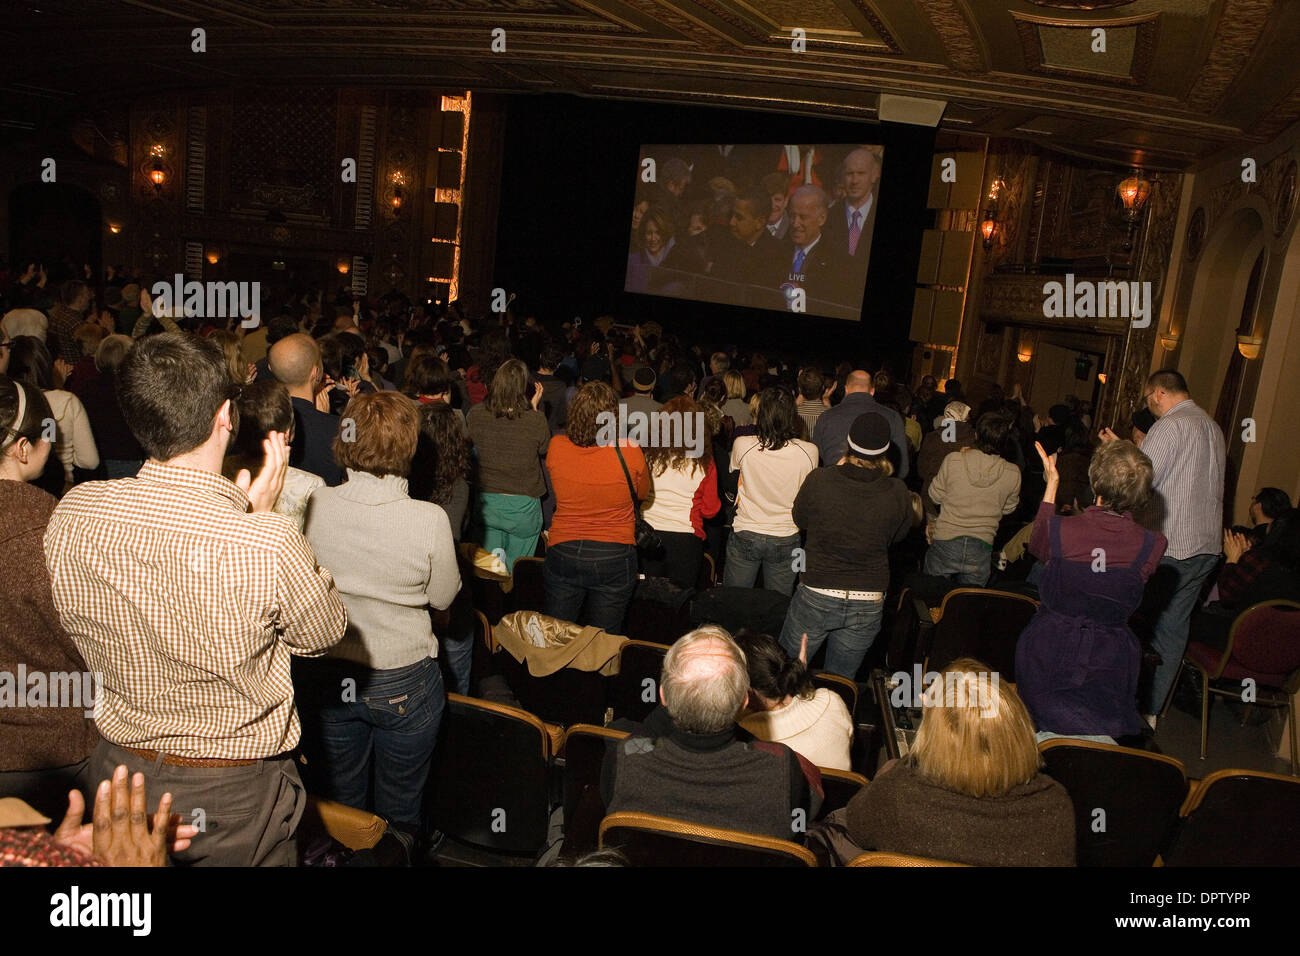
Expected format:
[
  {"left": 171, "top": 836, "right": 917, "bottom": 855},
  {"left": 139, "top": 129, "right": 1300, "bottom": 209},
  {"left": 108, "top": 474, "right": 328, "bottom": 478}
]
[{"left": 1014, "top": 439, "right": 1166, "bottom": 740}]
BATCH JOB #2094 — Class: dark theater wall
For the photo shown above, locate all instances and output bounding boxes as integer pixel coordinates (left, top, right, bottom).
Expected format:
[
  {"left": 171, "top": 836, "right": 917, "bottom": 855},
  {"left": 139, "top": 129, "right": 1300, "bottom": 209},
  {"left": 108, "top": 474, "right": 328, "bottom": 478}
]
[{"left": 493, "top": 93, "right": 934, "bottom": 365}]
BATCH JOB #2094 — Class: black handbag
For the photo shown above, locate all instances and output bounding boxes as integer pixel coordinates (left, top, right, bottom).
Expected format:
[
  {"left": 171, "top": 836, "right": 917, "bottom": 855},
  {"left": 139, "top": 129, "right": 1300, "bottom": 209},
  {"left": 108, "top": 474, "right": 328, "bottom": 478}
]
[{"left": 614, "top": 443, "right": 662, "bottom": 553}]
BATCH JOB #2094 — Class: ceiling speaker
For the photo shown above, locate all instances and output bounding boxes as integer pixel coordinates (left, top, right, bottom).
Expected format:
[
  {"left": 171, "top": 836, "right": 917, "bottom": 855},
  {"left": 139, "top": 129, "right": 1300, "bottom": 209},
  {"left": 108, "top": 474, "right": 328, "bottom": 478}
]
[{"left": 878, "top": 94, "right": 947, "bottom": 127}]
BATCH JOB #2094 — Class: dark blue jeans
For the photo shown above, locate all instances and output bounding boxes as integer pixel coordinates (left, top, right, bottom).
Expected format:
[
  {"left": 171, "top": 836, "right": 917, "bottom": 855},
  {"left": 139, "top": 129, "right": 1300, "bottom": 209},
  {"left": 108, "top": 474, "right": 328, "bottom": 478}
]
[
  {"left": 723, "top": 529, "right": 801, "bottom": 595},
  {"left": 1146, "top": 553, "right": 1221, "bottom": 716},
  {"left": 294, "top": 656, "right": 444, "bottom": 827},
  {"left": 544, "top": 539, "right": 638, "bottom": 632},
  {"left": 924, "top": 535, "right": 992, "bottom": 587},
  {"left": 779, "top": 584, "right": 885, "bottom": 680}
]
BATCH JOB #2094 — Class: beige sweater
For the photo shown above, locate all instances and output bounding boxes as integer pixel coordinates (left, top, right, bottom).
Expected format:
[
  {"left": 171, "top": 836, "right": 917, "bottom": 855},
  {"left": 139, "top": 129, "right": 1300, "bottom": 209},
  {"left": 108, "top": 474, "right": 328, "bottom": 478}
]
[
  {"left": 928, "top": 447, "right": 1020, "bottom": 545},
  {"left": 739, "top": 688, "right": 854, "bottom": 770}
]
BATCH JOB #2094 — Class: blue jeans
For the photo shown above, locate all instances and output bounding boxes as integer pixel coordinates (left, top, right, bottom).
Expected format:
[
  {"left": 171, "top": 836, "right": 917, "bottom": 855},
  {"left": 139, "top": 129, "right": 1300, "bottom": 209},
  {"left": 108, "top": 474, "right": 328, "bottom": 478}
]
[
  {"left": 1146, "top": 553, "right": 1220, "bottom": 715},
  {"left": 924, "top": 536, "right": 992, "bottom": 587},
  {"left": 779, "top": 584, "right": 885, "bottom": 680},
  {"left": 294, "top": 656, "right": 444, "bottom": 827},
  {"left": 723, "top": 530, "right": 801, "bottom": 595},
  {"left": 544, "top": 540, "right": 638, "bottom": 632}
]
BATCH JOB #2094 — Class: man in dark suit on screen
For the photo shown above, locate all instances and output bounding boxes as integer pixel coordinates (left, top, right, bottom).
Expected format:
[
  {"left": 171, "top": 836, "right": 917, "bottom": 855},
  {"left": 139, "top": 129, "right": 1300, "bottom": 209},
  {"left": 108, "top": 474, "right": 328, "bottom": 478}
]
[
  {"left": 823, "top": 147, "right": 881, "bottom": 269},
  {"left": 709, "top": 189, "right": 786, "bottom": 291},
  {"left": 779, "top": 185, "right": 855, "bottom": 311}
]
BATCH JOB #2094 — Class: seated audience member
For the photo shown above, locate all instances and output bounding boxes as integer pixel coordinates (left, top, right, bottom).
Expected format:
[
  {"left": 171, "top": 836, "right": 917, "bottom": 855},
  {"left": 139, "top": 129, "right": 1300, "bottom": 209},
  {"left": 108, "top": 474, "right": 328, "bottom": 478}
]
[
  {"left": 925, "top": 410, "right": 1021, "bottom": 587},
  {"left": 544, "top": 380, "right": 647, "bottom": 632},
  {"left": 44, "top": 332, "right": 347, "bottom": 867},
  {"left": 222, "top": 381, "right": 324, "bottom": 530},
  {"left": 8, "top": 336, "right": 99, "bottom": 492},
  {"left": 639, "top": 396, "right": 720, "bottom": 589},
  {"left": 269, "top": 332, "right": 344, "bottom": 485},
  {"left": 844, "top": 658, "right": 1075, "bottom": 866},
  {"left": 1015, "top": 440, "right": 1166, "bottom": 740},
  {"left": 299, "top": 391, "right": 460, "bottom": 852},
  {"left": 68, "top": 334, "right": 144, "bottom": 479},
  {"left": 1249, "top": 486, "right": 1291, "bottom": 536},
  {"left": 780, "top": 412, "right": 912, "bottom": 679},
  {"left": 467, "top": 358, "right": 550, "bottom": 569},
  {"left": 735, "top": 631, "right": 853, "bottom": 771},
  {"left": 1190, "top": 509, "right": 1300, "bottom": 652},
  {"left": 601, "top": 626, "right": 822, "bottom": 841},
  {"left": 725, "top": 387, "right": 818, "bottom": 595},
  {"left": 1, "top": 766, "right": 197, "bottom": 868},
  {"left": 0, "top": 376, "right": 98, "bottom": 818}
]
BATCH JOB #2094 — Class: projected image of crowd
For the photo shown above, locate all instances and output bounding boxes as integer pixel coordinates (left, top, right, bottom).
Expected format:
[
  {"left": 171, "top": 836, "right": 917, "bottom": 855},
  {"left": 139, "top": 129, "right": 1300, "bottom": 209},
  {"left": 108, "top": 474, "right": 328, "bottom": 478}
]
[
  {"left": 626, "top": 144, "right": 881, "bottom": 320},
  {"left": 1, "top": 267, "right": 1290, "bottom": 868}
]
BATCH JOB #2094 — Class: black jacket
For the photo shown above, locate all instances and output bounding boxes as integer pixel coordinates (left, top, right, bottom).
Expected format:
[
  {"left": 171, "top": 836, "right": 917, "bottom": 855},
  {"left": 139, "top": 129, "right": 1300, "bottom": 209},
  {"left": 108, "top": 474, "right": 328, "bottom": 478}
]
[{"left": 793, "top": 464, "right": 912, "bottom": 592}]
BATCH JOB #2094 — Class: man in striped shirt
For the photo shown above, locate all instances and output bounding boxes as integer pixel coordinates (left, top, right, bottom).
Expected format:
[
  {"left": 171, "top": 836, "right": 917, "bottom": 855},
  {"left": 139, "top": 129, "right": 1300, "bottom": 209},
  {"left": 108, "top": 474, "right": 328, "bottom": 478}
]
[
  {"left": 1104, "top": 369, "right": 1224, "bottom": 725},
  {"left": 44, "top": 333, "right": 347, "bottom": 866}
]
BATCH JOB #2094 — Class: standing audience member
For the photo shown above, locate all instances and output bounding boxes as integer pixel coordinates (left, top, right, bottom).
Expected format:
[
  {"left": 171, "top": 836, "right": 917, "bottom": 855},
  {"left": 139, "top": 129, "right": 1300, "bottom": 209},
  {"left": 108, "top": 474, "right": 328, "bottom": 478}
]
[
  {"left": 639, "top": 395, "right": 720, "bottom": 589},
  {"left": 0, "top": 376, "right": 98, "bottom": 818},
  {"left": 1102, "top": 370, "right": 1224, "bottom": 726},
  {"left": 269, "top": 333, "right": 344, "bottom": 486},
  {"left": 795, "top": 366, "right": 829, "bottom": 440},
  {"left": 780, "top": 413, "right": 912, "bottom": 678},
  {"left": 8, "top": 336, "right": 99, "bottom": 492},
  {"left": 721, "top": 370, "right": 753, "bottom": 426},
  {"left": 44, "top": 332, "right": 347, "bottom": 866},
  {"left": 916, "top": 400, "right": 974, "bottom": 516},
  {"left": 222, "top": 381, "right": 324, "bottom": 530},
  {"left": 812, "top": 369, "right": 908, "bottom": 478},
  {"left": 925, "top": 410, "right": 1021, "bottom": 587},
  {"left": 544, "top": 381, "right": 647, "bottom": 632},
  {"left": 68, "top": 334, "right": 144, "bottom": 479},
  {"left": 725, "top": 387, "right": 818, "bottom": 595},
  {"left": 46, "top": 280, "right": 91, "bottom": 365},
  {"left": 467, "top": 358, "right": 550, "bottom": 569},
  {"left": 299, "top": 391, "right": 460, "bottom": 853}
]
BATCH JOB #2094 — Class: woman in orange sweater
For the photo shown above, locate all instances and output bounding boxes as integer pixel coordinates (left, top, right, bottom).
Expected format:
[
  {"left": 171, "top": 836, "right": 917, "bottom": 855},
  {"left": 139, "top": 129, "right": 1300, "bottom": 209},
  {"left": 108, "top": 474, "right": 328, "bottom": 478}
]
[{"left": 544, "top": 381, "right": 648, "bottom": 633}]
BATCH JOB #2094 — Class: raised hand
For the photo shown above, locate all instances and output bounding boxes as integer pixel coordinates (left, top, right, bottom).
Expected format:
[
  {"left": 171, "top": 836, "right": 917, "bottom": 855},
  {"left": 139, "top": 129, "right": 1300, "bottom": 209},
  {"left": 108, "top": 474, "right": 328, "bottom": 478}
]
[
  {"left": 531, "top": 380, "right": 544, "bottom": 409},
  {"left": 1098, "top": 426, "right": 1121, "bottom": 443},
  {"left": 235, "top": 431, "right": 288, "bottom": 513}
]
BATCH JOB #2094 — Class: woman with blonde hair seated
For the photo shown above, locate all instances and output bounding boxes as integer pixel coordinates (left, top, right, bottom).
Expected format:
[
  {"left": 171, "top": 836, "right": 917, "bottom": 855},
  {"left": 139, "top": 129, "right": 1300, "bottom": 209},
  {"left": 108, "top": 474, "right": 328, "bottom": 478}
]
[{"left": 845, "top": 657, "right": 1075, "bottom": 866}]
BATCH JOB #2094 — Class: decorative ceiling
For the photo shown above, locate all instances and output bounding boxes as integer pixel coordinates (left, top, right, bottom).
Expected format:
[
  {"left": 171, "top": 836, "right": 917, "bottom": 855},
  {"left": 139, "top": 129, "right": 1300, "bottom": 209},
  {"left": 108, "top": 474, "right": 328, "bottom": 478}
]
[{"left": 2, "top": 0, "right": 1300, "bottom": 168}]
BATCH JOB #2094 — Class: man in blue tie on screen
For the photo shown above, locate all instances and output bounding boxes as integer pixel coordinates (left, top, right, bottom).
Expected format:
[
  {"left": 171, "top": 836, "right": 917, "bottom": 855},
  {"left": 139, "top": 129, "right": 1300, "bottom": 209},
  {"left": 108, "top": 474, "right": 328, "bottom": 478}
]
[{"left": 781, "top": 185, "right": 855, "bottom": 312}]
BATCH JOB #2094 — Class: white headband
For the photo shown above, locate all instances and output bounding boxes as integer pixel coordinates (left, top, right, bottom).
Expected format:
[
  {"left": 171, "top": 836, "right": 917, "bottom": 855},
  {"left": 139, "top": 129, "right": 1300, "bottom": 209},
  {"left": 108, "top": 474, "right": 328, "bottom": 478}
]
[
  {"left": 2, "top": 381, "right": 27, "bottom": 450},
  {"left": 847, "top": 434, "right": 889, "bottom": 456}
]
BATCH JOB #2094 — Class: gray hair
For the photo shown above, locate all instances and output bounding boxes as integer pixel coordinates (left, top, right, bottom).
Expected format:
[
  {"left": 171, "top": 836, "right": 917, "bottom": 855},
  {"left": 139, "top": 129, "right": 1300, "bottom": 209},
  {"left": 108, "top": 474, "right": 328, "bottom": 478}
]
[
  {"left": 660, "top": 625, "right": 749, "bottom": 734},
  {"left": 95, "top": 334, "right": 134, "bottom": 373},
  {"left": 791, "top": 184, "right": 829, "bottom": 210}
]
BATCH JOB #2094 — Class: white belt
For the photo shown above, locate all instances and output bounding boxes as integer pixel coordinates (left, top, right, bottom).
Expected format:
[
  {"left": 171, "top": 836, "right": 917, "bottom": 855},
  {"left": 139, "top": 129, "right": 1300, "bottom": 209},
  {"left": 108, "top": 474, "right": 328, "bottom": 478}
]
[{"left": 805, "top": 585, "right": 884, "bottom": 602}]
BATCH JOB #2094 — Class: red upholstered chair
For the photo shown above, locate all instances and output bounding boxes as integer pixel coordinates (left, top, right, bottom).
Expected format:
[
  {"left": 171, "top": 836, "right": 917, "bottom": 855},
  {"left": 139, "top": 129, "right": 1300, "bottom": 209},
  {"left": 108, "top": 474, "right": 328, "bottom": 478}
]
[{"left": 1177, "top": 599, "right": 1300, "bottom": 771}]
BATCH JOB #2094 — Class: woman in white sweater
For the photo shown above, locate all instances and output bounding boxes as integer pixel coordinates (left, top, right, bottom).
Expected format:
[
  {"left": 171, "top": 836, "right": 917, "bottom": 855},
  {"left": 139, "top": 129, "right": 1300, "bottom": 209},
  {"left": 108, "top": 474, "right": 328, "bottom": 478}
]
[
  {"left": 8, "top": 336, "right": 98, "bottom": 489},
  {"left": 735, "top": 630, "right": 854, "bottom": 771},
  {"left": 297, "top": 390, "right": 460, "bottom": 850}
]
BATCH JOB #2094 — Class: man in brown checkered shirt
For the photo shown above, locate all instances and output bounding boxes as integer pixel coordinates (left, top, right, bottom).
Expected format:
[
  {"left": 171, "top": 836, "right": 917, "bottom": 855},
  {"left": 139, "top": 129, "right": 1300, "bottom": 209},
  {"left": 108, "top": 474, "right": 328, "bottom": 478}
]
[{"left": 44, "top": 332, "right": 347, "bottom": 866}]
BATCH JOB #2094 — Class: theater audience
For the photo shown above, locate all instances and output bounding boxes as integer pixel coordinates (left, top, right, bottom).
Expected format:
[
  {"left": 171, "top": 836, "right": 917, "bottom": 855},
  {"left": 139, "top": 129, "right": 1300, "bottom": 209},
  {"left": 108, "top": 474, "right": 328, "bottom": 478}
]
[
  {"left": 639, "top": 395, "right": 720, "bottom": 589},
  {"left": 44, "top": 332, "right": 347, "bottom": 866},
  {"left": 299, "top": 391, "right": 459, "bottom": 852},
  {"left": 812, "top": 369, "right": 908, "bottom": 478},
  {"left": 925, "top": 409, "right": 1020, "bottom": 587},
  {"left": 844, "top": 658, "right": 1075, "bottom": 866},
  {"left": 1015, "top": 440, "right": 1166, "bottom": 741},
  {"left": 223, "top": 381, "right": 324, "bottom": 530},
  {"left": 735, "top": 631, "right": 853, "bottom": 771},
  {"left": 795, "top": 366, "right": 828, "bottom": 439},
  {"left": 467, "top": 358, "right": 549, "bottom": 569},
  {"left": 544, "top": 380, "right": 646, "bottom": 632},
  {"left": 721, "top": 370, "right": 752, "bottom": 425},
  {"left": 0, "top": 376, "right": 98, "bottom": 818},
  {"left": 601, "top": 626, "right": 822, "bottom": 841},
  {"left": 269, "top": 332, "right": 344, "bottom": 486},
  {"left": 208, "top": 328, "right": 256, "bottom": 385},
  {"left": 724, "top": 387, "right": 818, "bottom": 595},
  {"left": 916, "top": 399, "right": 974, "bottom": 516},
  {"left": 47, "top": 280, "right": 90, "bottom": 365},
  {"left": 1249, "top": 487, "right": 1291, "bottom": 536},
  {"left": 780, "top": 412, "right": 912, "bottom": 679},
  {"left": 410, "top": 400, "right": 472, "bottom": 540}
]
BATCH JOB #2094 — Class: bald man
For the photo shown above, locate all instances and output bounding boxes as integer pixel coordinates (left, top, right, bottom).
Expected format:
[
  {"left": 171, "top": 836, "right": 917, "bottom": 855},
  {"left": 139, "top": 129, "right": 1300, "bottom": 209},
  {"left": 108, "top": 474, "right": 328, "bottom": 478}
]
[
  {"left": 781, "top": 185, "right": 855, "bottom": 310},
  {"left": 825, "top": 148, "right": 881, "bottom": 267},
  {"left": 600, "top": 626, "right": 822, "bottom": 841},
  {"left": 811, "top": 369, "right": 908, "bottom": 478},
  {"left": 269, "top": 333, "right": 343, "bottom": 485}
]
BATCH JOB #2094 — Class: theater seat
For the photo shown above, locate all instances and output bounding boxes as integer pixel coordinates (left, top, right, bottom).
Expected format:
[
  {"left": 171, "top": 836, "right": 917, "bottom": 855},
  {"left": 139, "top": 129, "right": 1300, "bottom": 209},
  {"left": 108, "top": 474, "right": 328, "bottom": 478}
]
[
  {"left": 847, "top": 851, "right": 968, "bottom": 867},
  {"left": 298, "top": 795, "right": 387, "bottom": 852},
  {"left": 426, "top": 693, "right": 555, "bottom": 856},
  {"left": 923, "top": 588, "right": 1039, "bottom": 681},
  {"left": 609, "top": 640, "right": 670, "bottom": 723},
  {"left": 559, "top": 723, "right": 629, "bottom": 858},
  {"left": 816, "top": 767, "right": 868, "bottom": 819},
  {"left": 1163, "top": 768, "right": 1300, "bottom": 866},
  {"left": 599, "top": 811, "right": 816, "bottom": 867},
  {"left": 509, "top": 556, "right": 547, "bottom": 614},
  {"left": 811, "top": 670, "right": 858, "bottom": 719}
]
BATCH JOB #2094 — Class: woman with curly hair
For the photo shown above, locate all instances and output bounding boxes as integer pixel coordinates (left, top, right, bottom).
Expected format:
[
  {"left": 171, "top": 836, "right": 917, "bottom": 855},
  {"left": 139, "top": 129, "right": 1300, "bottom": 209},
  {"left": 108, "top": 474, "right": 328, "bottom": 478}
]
[
  {"left": 544, "top": 380, "right": 648, "bottom": 631},
  {"left": 640, "top": 395, "right": 720, "bottom": 589}
]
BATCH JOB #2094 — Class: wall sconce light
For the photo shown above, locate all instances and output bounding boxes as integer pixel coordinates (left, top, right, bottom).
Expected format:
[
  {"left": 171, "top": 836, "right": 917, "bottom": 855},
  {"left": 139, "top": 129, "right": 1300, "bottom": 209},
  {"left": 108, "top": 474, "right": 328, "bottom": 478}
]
[
  {"left": 390, "top": 171, "right": 406, "bottom": 211},
  {"left": 981, "top": 179, "right": 1004, "bottom": 252},
  {"left": 1097, "top": 372, "right": 1107, "bottom": 384},
  {"left": 205, "top": 250, "right": 220, "bottom": 265},
  {"left": 149, "top": 144, "right": 166, "bottom": 192},
  {"left": 1237, "top": 334, "right": 1264, "bottom": 360},
  {"left": 1016, "top": 347, "right": 1032, "bottom": 364},
  {"left": 1116, "top": 169, "right": 1153, "bottom": 252},
  {"left": 337, "top": 259, "right": 351, "bottom": 275},
  {"left": 1158, "top": 330, "right": 1181, "bottom": 351},
  {"left": 107, "top": 223, "right": 121, "bottom": 234}
]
